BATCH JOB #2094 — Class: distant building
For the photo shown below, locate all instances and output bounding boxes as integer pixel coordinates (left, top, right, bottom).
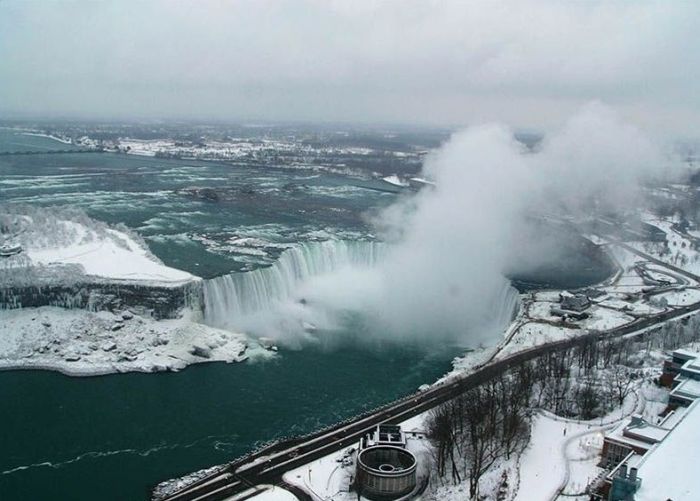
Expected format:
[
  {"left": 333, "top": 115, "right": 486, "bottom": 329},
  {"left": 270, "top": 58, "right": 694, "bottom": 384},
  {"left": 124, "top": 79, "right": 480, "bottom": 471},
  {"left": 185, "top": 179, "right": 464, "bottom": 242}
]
[
  {"left": 559, "top": 291, "right": 591, "bottom": 312},
  {"left": 551, "top": 291, "right": 592, "bottom": 319}
]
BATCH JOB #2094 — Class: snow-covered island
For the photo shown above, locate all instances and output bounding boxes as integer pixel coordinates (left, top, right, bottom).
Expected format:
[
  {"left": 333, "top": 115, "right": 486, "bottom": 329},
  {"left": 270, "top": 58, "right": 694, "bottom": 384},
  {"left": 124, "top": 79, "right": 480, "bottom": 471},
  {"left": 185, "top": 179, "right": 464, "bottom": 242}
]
[{"left": 0, "top": 205, "right": 252, "bottom": 376}]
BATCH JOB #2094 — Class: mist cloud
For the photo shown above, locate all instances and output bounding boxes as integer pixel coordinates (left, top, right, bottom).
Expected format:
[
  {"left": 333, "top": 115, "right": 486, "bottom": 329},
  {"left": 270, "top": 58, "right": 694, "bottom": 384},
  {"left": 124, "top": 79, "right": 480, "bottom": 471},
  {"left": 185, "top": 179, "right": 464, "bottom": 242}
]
[{"left": 264, "top": 104, "right": 675, "bottom": 347}]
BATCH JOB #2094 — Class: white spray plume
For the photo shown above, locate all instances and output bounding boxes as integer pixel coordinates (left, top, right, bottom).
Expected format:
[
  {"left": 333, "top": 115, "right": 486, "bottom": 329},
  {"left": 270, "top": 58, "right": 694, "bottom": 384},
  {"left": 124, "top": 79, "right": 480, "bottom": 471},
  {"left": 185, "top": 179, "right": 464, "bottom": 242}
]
[{"left": 212, "top": 103, "right": 673, "bottom": 347}]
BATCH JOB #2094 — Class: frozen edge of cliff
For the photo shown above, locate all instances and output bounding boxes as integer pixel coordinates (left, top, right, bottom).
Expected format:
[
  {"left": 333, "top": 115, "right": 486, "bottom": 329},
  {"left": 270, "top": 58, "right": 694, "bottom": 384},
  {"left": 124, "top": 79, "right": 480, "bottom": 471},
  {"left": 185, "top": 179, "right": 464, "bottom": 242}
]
[
  {"left": 0, "top": 306, "right": 273, "bottom": 377},
  {"left": 1, "top": 205, "right": 197, "bottom": 285}
]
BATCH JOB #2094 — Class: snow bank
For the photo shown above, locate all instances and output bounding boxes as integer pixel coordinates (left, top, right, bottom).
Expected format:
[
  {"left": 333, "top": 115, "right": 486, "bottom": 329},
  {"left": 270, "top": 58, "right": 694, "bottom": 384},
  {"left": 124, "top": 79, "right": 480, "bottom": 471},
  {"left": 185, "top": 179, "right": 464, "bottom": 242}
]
[
  {"left": 0, "top": 306, "right": 248, "bottom": 376},
  {"left": 515, "top": 413, "right": 602, "bottom": 500},
  {"left": 497, "top": 322, "right": 579, "bottom": 359},
  {"left": 28, "top": 224, "right": 194, "bottom": 282},
  {"left": 1, "top": 206, "right": 196, "bottom": 284}
]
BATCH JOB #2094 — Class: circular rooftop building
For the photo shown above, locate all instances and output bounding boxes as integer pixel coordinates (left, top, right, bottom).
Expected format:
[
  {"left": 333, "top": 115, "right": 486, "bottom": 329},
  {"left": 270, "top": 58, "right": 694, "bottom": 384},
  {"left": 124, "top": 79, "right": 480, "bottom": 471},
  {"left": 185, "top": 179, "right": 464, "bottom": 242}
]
[{"left": 357, "top": 445, "right": 417, "bottom": 500}]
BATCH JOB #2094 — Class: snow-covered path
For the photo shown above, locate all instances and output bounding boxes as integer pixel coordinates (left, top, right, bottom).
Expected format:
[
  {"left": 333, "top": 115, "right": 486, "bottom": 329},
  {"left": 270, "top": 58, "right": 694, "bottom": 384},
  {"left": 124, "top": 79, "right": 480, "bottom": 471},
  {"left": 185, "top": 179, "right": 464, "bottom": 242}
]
[{"left": 515, "top": 382, "right": 646, "bottom": 501}]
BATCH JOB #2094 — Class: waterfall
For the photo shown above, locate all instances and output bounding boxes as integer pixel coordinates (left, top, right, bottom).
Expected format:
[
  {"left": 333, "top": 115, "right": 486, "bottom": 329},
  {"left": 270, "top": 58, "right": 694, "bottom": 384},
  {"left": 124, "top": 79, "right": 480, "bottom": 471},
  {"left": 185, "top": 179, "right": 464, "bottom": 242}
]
[
  {"left": 203, "top": 240, "right": 385, "bottom": 329},
  {"left": 489, "top": 281, "right": 522, "bottom": 330},
  {"left": 203, "top": 239, "right": 521, "bottom": 339}
]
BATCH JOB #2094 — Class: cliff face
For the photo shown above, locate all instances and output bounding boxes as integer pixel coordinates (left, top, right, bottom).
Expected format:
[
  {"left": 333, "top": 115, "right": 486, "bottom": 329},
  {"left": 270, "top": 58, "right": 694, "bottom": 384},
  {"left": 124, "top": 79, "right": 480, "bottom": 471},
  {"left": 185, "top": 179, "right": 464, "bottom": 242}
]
[{"left": 0, "top": 279, "right": 203, "bottom": 319}]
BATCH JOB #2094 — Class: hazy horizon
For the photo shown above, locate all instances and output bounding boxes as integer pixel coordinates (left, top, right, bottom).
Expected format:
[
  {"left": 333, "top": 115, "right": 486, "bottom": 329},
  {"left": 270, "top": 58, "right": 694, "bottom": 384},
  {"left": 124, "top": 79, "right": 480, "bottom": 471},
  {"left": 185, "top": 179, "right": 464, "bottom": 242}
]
[{"left": 1, "top": 1, "right": 699, "bottom": 139}]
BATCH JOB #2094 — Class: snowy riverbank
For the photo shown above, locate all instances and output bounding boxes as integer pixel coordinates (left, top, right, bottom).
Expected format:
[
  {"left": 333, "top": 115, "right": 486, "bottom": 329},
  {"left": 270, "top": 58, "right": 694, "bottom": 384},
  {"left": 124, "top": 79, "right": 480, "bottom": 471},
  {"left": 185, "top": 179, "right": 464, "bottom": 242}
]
[
  {"left": 20, "top": 131, "right": 73, "bottom": 146},
  {"left": 0, "top": 306, "right": 252, "bottom": 376},
  {"left": 0, "top": 205, "right": 196, "bottom": 285}
]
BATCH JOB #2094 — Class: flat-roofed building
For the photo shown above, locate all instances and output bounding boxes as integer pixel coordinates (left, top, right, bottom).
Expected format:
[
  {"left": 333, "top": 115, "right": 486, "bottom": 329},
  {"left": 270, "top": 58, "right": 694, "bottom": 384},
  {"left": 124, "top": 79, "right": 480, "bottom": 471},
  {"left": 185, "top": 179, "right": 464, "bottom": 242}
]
[
  {"left": 669, "top": 377, "right": 700, "bottom": 407},
  {"left": 629, "top": 399, "right": 700, "bottom": 500},
  {"left": 600, "top": 414, "right": 674, "bottom": 468},
  {"left": 661, "top": 348, "right": 700, "bottom": 387}
]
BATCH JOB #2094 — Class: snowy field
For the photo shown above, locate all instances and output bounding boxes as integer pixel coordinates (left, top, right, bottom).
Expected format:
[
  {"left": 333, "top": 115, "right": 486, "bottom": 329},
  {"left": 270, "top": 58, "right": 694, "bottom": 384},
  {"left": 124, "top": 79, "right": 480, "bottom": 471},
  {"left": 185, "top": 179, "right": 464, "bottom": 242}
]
[
  {"left": 27, "top": 223, "right": 195, "bottom": 282},
  {"left": 496, "top": 322, "right": 579, "bottom": 359},
  {"left": 634, "top": 214, "right": 700, "bottom": 275},
  {"left": 1, "top": 207, "right": 196, "bottom": 284}
]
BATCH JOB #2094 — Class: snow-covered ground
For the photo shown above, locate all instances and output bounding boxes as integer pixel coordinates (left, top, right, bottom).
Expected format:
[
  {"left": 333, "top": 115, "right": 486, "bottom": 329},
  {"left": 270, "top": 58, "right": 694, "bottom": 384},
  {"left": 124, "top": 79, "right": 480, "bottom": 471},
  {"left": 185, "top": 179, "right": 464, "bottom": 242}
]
[
  {"left": 631, "top": 213, "right": 700, "bottom": 276},
  {"left": 231, "top": 485, "right": 299, "bottom": 501},
  {"left": 1, "top": 208, "right": 195, "bottom": 284},
  {"left": 0, "top": 306, "right": 253, "bottom": 376},
  {"left": 579, "top": 306, "right": 633, "bottom": 330},
  {"left": 517, "top": 414, "right": 597, "bottom": 500},
  {"left": 496, "top": 322, "right": 578, "bottom": 359},
  {"left": 21, "top": 131, "right": 73, "bottom": 145},
  {"left": 29, "top": 223, "right": 194, "bottom": 282},
  {"left": 657, "top": 287, "right": 700, "bottom": 306},
  {"left": 273, "top": 415, "right": 430, "bottom": 501},
  {"left": 0, "top": 207, "right": 272, "bottom": 376}
]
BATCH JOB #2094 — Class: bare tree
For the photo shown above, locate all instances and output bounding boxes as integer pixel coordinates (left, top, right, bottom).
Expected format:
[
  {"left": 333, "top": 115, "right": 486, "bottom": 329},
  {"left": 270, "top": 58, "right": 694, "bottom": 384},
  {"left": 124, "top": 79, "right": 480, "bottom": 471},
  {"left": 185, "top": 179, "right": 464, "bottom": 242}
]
[
  {"left": 605, "top": 365, "right": 635, "bottom": 407},
  {"left": 576, "top": 380, "right": 600, "bottom": 420},
  {"left": 461, "top": 388, "right": 503, "bottom": 499}
]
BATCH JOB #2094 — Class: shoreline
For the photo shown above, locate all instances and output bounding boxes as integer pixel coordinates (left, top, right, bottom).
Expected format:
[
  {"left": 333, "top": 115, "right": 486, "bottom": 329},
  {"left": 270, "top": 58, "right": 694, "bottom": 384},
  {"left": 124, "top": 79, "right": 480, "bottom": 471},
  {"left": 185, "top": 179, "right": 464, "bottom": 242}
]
[
  {"left": 20, "top": 131, "right": 73, "bottom": 145},
  {"left": 0, "top": 306, "right": 253, "bottom": 378},
  {"left": 0, "top": 355, "right": 250, "bottom": 378}
]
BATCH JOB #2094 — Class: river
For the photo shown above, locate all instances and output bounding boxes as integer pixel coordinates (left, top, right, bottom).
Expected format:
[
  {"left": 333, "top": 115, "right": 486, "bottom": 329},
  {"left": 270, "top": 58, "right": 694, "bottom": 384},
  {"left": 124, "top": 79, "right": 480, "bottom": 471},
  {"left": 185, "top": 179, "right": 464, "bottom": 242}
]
[{"left": 0, "top": 128, "right": 613, "bottom": 500}]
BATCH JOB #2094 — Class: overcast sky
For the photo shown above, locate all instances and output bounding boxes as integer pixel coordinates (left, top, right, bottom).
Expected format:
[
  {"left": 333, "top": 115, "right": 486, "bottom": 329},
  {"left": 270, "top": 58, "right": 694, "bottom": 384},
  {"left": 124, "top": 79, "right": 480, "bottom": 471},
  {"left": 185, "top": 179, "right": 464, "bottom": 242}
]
[{"left": 0, "top": 0, "right": 698, "bottom": 135}]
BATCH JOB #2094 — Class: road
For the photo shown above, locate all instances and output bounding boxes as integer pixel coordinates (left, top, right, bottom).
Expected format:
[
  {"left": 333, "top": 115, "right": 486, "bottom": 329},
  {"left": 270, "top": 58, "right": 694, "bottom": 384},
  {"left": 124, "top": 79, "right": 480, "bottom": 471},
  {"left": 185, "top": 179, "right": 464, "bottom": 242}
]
[{"left": 157, "top": 302, "right": 700, "bottom": 501}]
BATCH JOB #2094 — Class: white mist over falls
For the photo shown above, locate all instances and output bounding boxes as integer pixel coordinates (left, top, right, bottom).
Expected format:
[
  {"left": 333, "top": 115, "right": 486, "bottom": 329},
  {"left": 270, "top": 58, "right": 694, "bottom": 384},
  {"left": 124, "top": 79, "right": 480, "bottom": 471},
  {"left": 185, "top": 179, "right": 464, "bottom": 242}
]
[{"left": 203, "top": 104, "right": 669, "bottom": 347}]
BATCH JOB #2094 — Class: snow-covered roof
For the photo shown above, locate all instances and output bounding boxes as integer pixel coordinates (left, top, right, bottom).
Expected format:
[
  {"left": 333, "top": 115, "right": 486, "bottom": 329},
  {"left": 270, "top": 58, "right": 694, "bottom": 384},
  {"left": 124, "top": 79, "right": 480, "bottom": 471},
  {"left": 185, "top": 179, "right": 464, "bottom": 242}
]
[
  {"left": 673, "top": 348, "right": 700, "bottom": 360},
  {"left": 670, "top": 378, "right": 700, "bottom": 401},
  {"left": 622, "top": 415, "right": 670, "bottom": 444},
  {"left": 605, "top": 412, "right": 678, "bottom": 454},
  {"left": 606, "top": 421, "right": 662, "bottom": 452},
  {"left": 681, "top": 357, "right": 700, "bottom": 376},
  {"left": 658, "top": 408, "right": 687, "bottom": 430},
  {"left": 634, "top": 399, "right": 700, "bottom": 500}
]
